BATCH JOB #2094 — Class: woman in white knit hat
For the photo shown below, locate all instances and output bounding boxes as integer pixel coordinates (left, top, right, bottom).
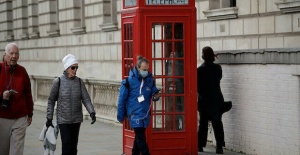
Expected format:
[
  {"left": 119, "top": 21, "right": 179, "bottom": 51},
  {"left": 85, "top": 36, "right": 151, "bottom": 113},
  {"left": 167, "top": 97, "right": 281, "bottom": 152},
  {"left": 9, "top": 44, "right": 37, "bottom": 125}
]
[{"left": 46, "top": 54, "right": 96, "bottom": 155}]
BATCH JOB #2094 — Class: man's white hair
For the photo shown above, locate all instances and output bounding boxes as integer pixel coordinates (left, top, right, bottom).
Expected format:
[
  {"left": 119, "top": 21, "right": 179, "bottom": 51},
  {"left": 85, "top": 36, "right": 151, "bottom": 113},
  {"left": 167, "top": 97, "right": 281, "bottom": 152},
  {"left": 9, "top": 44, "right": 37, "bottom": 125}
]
[{"left": 5, "top": 42, "right": 19, "bottom": 54}]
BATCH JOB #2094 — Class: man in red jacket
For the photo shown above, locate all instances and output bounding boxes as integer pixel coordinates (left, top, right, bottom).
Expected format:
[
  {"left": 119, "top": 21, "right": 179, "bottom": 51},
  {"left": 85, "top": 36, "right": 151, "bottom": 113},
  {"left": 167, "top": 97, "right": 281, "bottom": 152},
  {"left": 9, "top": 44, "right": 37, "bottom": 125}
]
[{"left": 0, "top": 43, "right": 34, "bottom": 155}]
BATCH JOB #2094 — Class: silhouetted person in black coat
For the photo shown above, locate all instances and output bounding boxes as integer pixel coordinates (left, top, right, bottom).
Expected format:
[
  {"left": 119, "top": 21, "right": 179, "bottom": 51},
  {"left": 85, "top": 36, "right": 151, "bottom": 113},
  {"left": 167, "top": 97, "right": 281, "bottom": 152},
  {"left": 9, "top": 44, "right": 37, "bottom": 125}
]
[{"left": 197, "top": 46, "right": 225, "bottom": 154}]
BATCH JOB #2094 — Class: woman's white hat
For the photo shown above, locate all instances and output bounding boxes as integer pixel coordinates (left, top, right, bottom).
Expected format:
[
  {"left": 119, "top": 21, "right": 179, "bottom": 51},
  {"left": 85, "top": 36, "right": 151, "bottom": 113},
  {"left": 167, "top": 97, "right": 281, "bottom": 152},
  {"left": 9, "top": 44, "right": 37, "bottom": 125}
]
[{"left": 62, "top": 54, "right": 78, "bottom": 70}]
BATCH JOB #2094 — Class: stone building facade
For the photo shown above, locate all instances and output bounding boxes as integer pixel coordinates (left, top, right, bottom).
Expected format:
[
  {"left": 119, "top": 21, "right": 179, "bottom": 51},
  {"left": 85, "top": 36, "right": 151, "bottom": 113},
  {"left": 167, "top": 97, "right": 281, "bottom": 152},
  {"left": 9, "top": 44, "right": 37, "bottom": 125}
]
[
  {"left": 0, "top": 0, "right": 299, "bottom": 154},
  {"left": 198, "top": 0, "right": 300, "bottom": 154},
  {"left": 0, "top": 0, "right": 122, "bottom": 124}
]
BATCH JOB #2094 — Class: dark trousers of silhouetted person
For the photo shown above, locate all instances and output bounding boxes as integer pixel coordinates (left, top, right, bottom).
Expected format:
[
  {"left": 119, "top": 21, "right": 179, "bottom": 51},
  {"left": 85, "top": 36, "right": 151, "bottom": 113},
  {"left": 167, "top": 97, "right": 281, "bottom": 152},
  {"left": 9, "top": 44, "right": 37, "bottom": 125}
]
[
  {"left": 132, "top": 127, "right": 150, "bottom": 155},
  {"left": 198, "top": 111, "right": 225, "bottom": 149},
  {"left": 59, "top": 123, "right": 81, "bottom": 155}
]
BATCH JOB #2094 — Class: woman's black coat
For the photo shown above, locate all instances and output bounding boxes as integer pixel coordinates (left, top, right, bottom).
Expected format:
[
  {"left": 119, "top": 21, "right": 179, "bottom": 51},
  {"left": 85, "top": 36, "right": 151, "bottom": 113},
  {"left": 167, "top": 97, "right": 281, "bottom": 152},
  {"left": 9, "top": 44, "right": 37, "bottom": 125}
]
[{"left": 197, "top": 62, "right": 224, "bottom": 121}]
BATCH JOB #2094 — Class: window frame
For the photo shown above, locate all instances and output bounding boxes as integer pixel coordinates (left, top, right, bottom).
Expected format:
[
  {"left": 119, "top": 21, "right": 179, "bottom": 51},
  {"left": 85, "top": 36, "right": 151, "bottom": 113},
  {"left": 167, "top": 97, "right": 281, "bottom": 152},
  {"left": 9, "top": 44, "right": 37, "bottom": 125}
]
[{"left": 203, "top": 0, "right": 238, "bottom": 21}]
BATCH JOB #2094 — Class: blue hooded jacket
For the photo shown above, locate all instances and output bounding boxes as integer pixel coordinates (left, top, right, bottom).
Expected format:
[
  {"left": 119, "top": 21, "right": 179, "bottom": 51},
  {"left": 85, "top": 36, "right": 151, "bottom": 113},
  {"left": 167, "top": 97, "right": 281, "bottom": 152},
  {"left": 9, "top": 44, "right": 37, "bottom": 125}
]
[{"left": 117, "top": 67, "right": 159, "bottom": 128}]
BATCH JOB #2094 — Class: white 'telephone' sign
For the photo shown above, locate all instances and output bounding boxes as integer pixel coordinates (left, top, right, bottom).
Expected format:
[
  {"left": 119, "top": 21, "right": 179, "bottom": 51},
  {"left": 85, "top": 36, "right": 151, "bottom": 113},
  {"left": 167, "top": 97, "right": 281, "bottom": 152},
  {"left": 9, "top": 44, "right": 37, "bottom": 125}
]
[{"left": 146, "top": 0, "right": 189, "bottom": 5}]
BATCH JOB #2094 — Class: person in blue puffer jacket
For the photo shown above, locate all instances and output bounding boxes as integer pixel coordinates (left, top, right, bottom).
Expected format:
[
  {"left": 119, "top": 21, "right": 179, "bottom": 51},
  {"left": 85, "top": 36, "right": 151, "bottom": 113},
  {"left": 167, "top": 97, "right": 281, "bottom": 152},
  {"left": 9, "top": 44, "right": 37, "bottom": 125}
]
[{"left": 117, "top": 56, "right": 160, "bottom": 155}]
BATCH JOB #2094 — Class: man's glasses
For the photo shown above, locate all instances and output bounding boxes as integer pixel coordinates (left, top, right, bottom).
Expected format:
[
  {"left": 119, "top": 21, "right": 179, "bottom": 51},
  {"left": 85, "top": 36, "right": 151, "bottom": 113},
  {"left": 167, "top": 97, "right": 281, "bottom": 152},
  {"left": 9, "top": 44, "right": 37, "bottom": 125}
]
[{"left": 70, "top": 66, "right": 79, "bottom": 70}]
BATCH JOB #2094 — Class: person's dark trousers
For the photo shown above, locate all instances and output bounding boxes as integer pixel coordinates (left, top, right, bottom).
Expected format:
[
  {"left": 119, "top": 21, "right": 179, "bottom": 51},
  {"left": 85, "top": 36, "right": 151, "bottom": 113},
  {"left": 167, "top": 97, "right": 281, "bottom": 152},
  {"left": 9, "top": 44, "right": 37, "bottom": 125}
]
[
  {"left": 198, "top": 111, "right": 209, "bottom": 149},
  {"left": 212, "top": 119, "right": 225, "bottom": 148},
  {"left": 132, "top": 127, "right": 150, "bottom": 155},
  {"left": 59, "top": 123, "right": 81, "bottom": 155},
  {"left": 198, "top": 112, "right": 225, "bottom": 149}
]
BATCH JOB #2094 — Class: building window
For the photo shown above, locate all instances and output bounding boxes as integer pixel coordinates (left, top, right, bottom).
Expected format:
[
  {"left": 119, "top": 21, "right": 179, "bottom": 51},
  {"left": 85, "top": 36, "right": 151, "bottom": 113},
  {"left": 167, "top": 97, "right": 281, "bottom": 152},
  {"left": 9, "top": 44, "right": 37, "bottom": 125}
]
[
  {"left": 209, "top": 0, "right": 236, "bottom": 10},
  {"left": 99, "top": 0, "right": 118, "bottom": 32},
  {"left": 28, "top": 0, "right": 39, "bottom": 38},
  {"left": 13, "top": 0, "right": 29, "bottom": 40},
  {"left": 231, "top": 0, "right": 236, "bottom": 7},
  {"left": 1, "top": 0, "right": 14, "bottom": 41},
  {"left": 203, "top": 0, "right": 238, "bottom": 21},
  {"left": 71, "top": 0, "right": 86, "bottom": 34},
  {"left": 46, "top": 0, "right": 60, "bottom": 37}
]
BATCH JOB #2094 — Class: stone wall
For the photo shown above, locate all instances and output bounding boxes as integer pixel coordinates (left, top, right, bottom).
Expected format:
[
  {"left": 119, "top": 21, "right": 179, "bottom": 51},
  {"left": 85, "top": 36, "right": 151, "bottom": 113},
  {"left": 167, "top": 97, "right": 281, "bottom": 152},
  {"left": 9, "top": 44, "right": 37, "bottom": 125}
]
[{"left": 220, "top": 64, "right": 300, "bottom": 155}]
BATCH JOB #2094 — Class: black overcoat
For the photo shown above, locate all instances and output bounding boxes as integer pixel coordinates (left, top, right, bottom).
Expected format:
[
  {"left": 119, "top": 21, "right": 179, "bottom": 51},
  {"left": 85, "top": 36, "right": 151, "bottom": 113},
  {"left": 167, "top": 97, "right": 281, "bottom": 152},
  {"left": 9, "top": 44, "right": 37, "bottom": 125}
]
[{"left": 197, "top": 62, "right": 224, "bottom": 121}]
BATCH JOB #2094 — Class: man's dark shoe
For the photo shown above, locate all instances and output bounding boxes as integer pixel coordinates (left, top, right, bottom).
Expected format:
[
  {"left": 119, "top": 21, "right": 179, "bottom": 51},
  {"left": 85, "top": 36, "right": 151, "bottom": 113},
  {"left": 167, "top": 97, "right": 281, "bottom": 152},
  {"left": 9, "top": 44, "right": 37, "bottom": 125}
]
[
  {"left": 198, "top": 147, "right": 203, "bottom": 152},
  {"left": 216, "top": 147, "right": 223, "bottom": 154}
]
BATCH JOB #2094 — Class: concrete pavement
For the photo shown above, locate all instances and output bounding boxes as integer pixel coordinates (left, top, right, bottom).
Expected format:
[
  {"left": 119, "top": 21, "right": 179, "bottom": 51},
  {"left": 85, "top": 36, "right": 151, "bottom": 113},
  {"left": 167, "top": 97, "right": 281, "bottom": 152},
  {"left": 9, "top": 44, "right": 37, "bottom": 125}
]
[
  {"left": 24, "top": 110, "right": 122, "bottom": 155},
  {"left": 24, "top": 110, "right": 243, "bottom": 155}
]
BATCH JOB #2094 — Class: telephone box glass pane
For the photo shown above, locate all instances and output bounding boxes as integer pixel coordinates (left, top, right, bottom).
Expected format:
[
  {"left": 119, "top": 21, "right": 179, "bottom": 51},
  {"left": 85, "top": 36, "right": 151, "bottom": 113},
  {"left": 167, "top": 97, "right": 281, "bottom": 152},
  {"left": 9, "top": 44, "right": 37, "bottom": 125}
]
[
  {"left": 175, "top": 115, "right": 184, "bottom": 131},
  {"left": 124, "top": 60, "right": 133, "bottom": 76},
  {"left": 128, "top": 24, "right": 133, "bottom": 40},
  {"left": 124, "top": 24, "right": 128, "bottom": 39},
  {"left": 152, "top": 42, "right": 162, "bottom": 58},
  {"left": 152, "top": 60, "right": 162, "bottom": 76},
  {"left": 165, "top": 95, "right": 174, "bottom": 111},
  {"left": 174, "top": 78, "right": 184, "bottom": 94},
  {"left": 165, "top": 78, "right": 175, "bottom": 94},
  {"left": 164, "top": 42, "right": 172, "bottom": 59},
  {"left": 164, "top": 23, "right": 172, "bottom": 40},
  {"left": 174, "top": 23, "right": 184, "bottom": 39},
  {"left": 174, "top": 42, "right": 184, "bottom": 57},
  {"left": 152, "top": 24, "right": 162, "bottom": 40},
  {"left": 173, "top": 60, "right": 184, "bottom": 76},
  {"left": 164, "top": 114, "right": 175, "bottom": 131},
  {"left": 152, "top": 115, "right": 163, "bottom": 131},
  {"left": 175, "top": 96, "right": 184, "bottom": 112},
  {"left": 124, "top": 42, "right": 133, "bottom": 58},
  {"left": 164, "top": 96, "right": 174, "bottom": 131},
  {"left": 166, "top": 60, "right": 184, "bottom": 76},
  {"left": 124, "top": 24, "right": 133, "bottom": 40},
  {"left": 152, "top": 97, "right": 163, "bottom": 131}
]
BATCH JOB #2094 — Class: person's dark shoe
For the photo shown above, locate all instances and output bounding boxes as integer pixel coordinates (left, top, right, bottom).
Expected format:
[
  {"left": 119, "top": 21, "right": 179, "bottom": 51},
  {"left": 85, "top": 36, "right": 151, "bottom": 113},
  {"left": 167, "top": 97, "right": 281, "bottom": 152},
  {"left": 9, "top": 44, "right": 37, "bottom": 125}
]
[
  {"left": 198, "top": 147, "right": 203, "bottom": 152},
  {"left": 216, "top": 147, "right": 223, "bottom": 154}
]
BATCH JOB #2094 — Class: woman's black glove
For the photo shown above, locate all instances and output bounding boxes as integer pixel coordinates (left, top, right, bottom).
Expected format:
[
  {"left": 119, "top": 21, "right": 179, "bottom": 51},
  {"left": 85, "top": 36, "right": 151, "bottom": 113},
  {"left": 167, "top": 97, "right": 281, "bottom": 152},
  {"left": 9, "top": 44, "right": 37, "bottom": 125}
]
[
  {"left": 90, "top": 113, "right": 96, "bottom": 125},
  {"left": 46, "top": 119, "right": 53, "bottom": 128}
]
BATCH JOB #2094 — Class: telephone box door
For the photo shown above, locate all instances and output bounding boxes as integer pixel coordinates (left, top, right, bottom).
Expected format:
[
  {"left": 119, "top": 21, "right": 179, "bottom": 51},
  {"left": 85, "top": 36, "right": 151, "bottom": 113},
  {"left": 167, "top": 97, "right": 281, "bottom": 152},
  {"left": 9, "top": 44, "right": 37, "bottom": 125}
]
[{"left": 146, "top": 16, "right": 197, "bottom": 155}]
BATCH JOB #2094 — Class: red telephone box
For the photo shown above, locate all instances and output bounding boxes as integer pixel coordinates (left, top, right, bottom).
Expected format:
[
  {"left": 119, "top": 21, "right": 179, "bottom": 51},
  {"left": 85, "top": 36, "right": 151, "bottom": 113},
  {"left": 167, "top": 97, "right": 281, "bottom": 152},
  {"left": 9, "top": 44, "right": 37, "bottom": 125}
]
[{"left": 121, "top": 1, "right": 197, "bottom": 154}]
